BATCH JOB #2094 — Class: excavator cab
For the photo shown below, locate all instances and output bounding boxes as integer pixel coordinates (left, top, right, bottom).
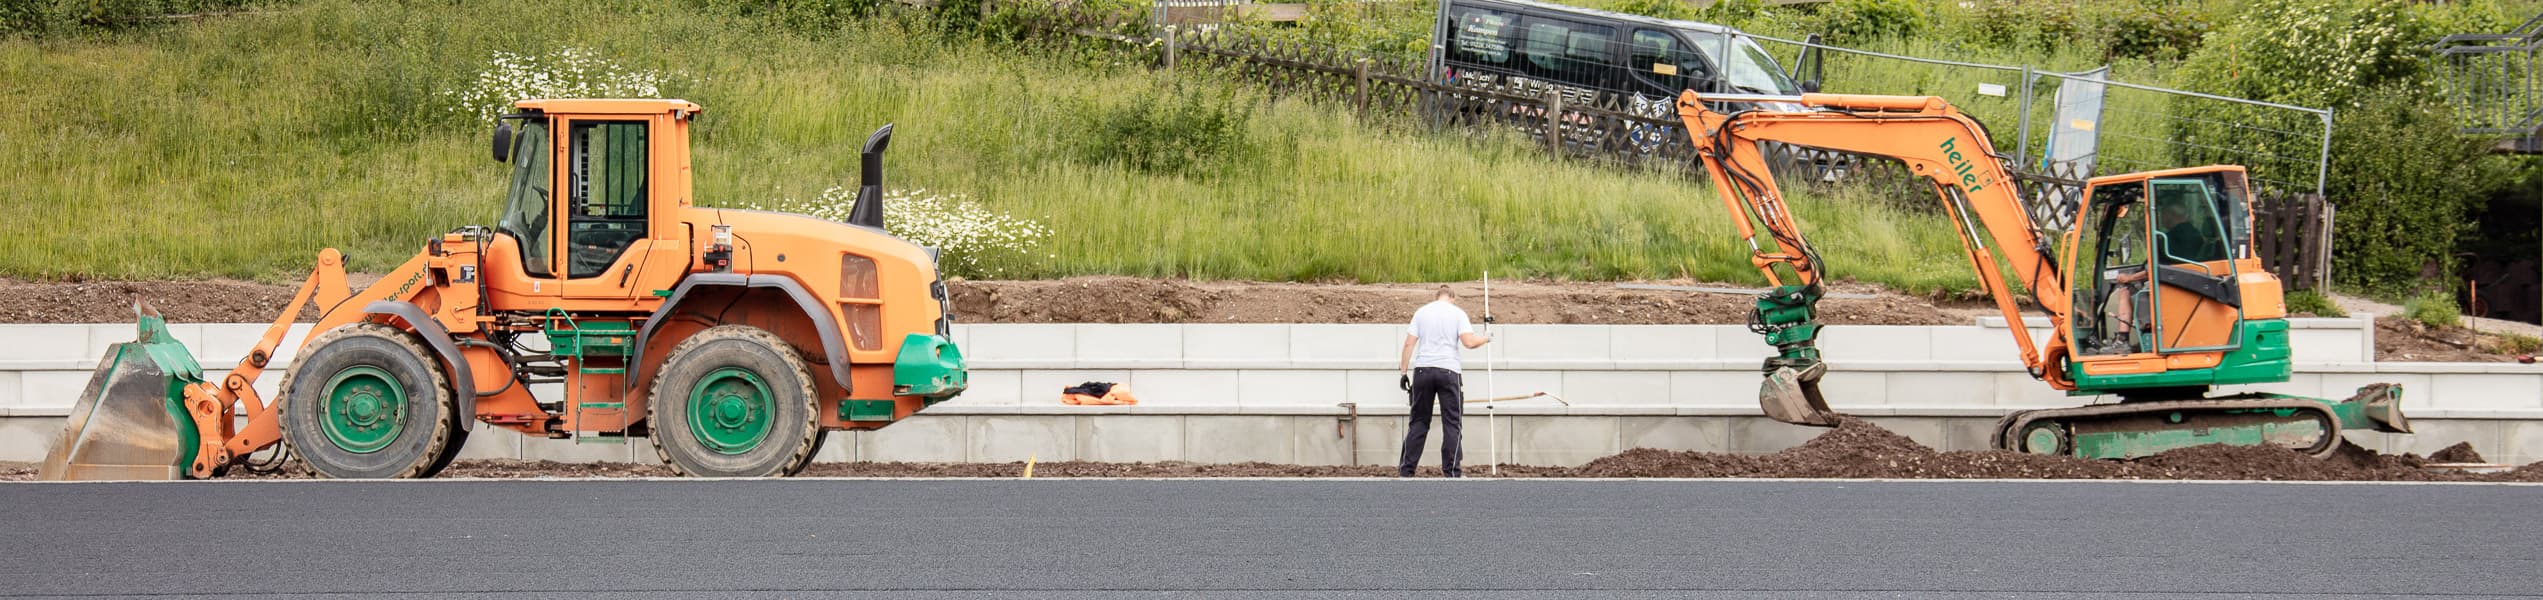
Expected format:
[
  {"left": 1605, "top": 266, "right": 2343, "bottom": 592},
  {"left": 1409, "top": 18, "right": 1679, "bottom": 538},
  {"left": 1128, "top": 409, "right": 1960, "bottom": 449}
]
[{"left": 2061, "top": 168, "right": 2283, "bottom": 389}]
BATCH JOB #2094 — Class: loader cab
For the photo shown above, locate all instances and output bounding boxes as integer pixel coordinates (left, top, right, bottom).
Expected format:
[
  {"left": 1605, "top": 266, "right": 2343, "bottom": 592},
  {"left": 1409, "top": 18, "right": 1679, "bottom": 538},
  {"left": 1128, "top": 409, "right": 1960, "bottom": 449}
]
[
  {"left": 489, "top": 99, "right": 700, "bottom": 310},
  {"left": 2064, "top": 166, "right": 2290, "bottom": 389}
]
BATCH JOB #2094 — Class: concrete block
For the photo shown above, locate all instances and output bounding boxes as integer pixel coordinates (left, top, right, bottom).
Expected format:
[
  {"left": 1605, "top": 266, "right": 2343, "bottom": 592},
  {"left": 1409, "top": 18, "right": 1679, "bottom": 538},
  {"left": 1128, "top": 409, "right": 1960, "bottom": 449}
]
[
  {"left": 1184, "top": 415, "right": 1293, "bottom": 464},
  {"left": 2288, "top": 327, "right": 2367, "bottom": 364},
  {"left": 967, "top": 415, "right": 1075, "bottom": 462},
  {"left": 2392, "top": 420, "right": 2503, "bottom": 459},
  {"left": 0, "top": 416, "right": 60, "bottom": 462},
  {"left": 857, "top": 415, "right": 968, "bottom": 463},
  {"left": 933, "top": 370, "right": 1021, "bottom": 408},
  {"left": 1937, "top": 417, "right": 2000, "bottom": 452},
  {"left": 1182, "top": 325, "right": 1290, "bottom": 366},
  {"left": 516, "top": 436, "right": 644, "bottom": 463},
  {"left": 1860, "top": 417, "right": 1947, "bottom": 450},
  {"left": 1561, "top": 371, "right": 1671, "bottom": 405},
  {"left": 0, "top": 372, "right": 18, "bottom": 406},
  {"left": 2425, "top": 374, "right": 2543, "bottom": 411},
  {"left": 1287, "top": 325, "right": 1401, "bottom": 367},
  {"left": 1016, "top": 370, "right": 1131, "bottom": 408},
  {"left": 1879, "top": 372, "right": 1990, "bottom": 408},
  {"left": 0, "top": 325, "right": 90, "bottom": 361},
  {"left": 1235, "top": 370, "right": 1347, "bottom": 408},
  {"left": 813, "top": 431, "right": 857, "bottom": 463},
  {"left": 1073, "top": 325, "right": 1183, "bottom": 367},
  {"left": 1076, "top": 415, "right": 1183, "bottom": 463},
  {"left": 2498, "top": 421, "right": 2543, "bottom": 466},
  {"left": 20, "top": 371, "right": 89, "bottom": 410},
  {"left": 1495, "top": 325, "right": 1612, "bottom": 365},
  {"left": 1463, "top": 370, "right": 1563, "bottom": 406},
  {"left": 1350, "top": 416, "right": 1405, "bottom": 467},
  {"left": 1293, "top": 415, "right": 1356, "bottom": 466},
  {"left": 1509, "top": 416, "right": 1619, "bottom": 467},
  {"left": 87, "top": 325, "right": 135, "bottom": 360},
  {"left": 1819, "top": 326, "right": 1933, "bottom": 362},
  {"left": 1929, "top": 327, "right": 2020, "bottom": 362},
  {"left": 2216, "top": 373, "right": 2324, "bottom": 399},
  {"left": 1812, "top": 370, "right": 1889, "bottom": 407},
  {"left": 196, "top": 325, "right": 276, "bottom": 367},
  {"left": 1129, "top": 370, "right": 1240, "bottom": 407},
  {"left": 963, "top": 325, "right": 1077, "bottom": 364},
  {"left": 1670, "top": 371, "right": 1759, "bottom": 408},
  {"left": 1619, "top": 416, "right": 1730, "bottom": 453},
  {"left": 454, "top": 428, "right": 526, "bottom": 460},
  {"left": 1728, "top": 417, "right": 1829, "bottom": 454},
  {"left": 1989, "top": 372, "right": 2070, "bottom": 408},
  {"left": 1342, "top": 370, "right": 1408, "bottom": 409},
  {"left": 1610, "top": 325, "right": 1716, "bottom": 364},
  {"left": 1712, "top": 328, "right": 1775, "bottom": 362}
]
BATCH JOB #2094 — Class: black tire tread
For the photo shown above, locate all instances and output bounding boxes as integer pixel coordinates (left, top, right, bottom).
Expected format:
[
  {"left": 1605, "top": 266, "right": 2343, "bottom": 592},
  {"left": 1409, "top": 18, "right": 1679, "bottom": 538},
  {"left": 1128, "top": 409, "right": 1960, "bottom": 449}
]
[
  {"left": 277, "top": 323, "right": 457, "bottom": 479},
  {"left": 645, "top": 325, "right": 821, "bottom": 477}
]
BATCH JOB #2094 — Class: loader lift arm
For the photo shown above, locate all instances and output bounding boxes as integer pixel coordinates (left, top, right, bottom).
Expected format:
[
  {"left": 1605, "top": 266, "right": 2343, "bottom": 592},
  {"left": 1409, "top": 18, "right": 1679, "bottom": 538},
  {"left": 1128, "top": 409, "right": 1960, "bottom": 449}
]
[{"left": 1677, "top": 91, "right": 2078, "bottom": 426}]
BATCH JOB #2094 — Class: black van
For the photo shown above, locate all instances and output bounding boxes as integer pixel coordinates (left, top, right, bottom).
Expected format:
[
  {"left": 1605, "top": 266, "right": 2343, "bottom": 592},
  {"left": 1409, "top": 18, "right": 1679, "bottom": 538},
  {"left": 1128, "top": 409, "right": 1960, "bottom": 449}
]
[{"left": 1427, "top": 0, "right": 1819, "bottom": 116}]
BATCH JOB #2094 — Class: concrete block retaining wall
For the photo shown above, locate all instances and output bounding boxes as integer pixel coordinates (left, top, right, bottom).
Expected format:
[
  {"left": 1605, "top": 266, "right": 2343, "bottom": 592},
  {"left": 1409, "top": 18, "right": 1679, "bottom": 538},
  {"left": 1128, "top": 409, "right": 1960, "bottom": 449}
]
[{"left": 4, "top": 317, "right": 2540, "bottom": 467}]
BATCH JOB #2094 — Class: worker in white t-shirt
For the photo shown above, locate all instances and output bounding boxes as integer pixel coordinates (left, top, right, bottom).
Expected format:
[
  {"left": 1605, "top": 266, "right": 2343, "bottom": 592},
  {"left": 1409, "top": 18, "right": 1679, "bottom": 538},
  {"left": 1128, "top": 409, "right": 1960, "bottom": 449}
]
[{"left": 1395, "top": 286, "right": 1492, "bottom": 477}]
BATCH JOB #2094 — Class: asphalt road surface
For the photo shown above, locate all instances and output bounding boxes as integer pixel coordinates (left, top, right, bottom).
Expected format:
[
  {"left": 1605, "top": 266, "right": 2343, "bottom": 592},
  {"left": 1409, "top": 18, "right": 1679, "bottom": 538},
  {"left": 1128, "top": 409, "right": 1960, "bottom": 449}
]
[{"left": 1, "top": 478, "right": 2536, "bottom": 599}]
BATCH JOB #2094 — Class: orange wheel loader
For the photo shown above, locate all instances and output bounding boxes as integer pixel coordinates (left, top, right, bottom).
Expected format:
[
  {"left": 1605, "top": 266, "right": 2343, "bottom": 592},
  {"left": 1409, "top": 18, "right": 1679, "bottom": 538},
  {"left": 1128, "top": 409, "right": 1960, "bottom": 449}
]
[{"left": 39, "top": 99, "right": 968, "bottom": 480}]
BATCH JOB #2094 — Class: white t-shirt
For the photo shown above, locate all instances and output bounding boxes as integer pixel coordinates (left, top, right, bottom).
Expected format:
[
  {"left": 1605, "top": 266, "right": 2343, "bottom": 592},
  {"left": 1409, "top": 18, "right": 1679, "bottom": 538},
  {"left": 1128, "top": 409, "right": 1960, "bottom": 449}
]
[{"left": 1407, "top": 300, "right": 1475, "bottom": 372}]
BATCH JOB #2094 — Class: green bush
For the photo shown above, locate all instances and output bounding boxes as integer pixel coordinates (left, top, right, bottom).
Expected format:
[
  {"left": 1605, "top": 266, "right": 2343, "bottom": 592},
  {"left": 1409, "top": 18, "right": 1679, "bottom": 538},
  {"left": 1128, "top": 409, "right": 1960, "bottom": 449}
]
[
  {"left": 2404, "top": 290, "right": 2463, "bottom": 328},
  {"left": 1068, "top": 83, "right": 1256, "bottom": 178},
  {"left": 5, "top": 0, "right": 265, "bottom": 37},
  {"left": 2090, "top": 1, "right": 2206, "bottom": 62},
  {"left": 2171, "top": 0, "right": 2510, "bottom": 292},
  {"left": 2283, "top": 288, "right": 2346, "bottom": 317},
  {"left": 1962, "top": 0, "right": 2080, "bottom": 53},
  {"left": 1807, "top": 0, "right": 1928, "bottom": 44},
  {"left": 2487, "top": 332, "right": 2543, "bottom": 355},
  {"left": 686, "top": 0, "right": 883, "bottom": 33}
]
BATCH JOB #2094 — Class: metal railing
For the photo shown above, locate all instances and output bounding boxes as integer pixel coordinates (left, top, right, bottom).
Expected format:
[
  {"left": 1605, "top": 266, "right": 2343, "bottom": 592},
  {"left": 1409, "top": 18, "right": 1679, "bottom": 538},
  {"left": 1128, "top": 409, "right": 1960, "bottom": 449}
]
[{"left": 2435, "top": 13, "right": 2543, "bottom": 142}]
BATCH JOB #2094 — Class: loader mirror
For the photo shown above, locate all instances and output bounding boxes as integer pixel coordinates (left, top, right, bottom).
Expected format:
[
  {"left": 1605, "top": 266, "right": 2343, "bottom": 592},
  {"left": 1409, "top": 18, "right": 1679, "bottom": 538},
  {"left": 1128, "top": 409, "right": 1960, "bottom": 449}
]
[{"left": 492, "top": 123, "right": 513, "bottom": 163}]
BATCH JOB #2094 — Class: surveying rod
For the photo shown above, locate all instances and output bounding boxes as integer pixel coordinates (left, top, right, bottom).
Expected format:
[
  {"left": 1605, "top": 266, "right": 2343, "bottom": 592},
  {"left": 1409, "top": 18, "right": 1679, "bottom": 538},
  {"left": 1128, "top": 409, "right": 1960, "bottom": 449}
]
[{"left": 1483, "top": 270, "right": 1496, "bottom": 477}]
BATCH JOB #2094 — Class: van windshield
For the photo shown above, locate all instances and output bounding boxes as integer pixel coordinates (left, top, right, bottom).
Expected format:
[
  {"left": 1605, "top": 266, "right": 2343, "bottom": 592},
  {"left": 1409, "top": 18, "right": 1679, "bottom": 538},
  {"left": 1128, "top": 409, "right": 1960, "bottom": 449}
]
[{"left": 1688, "top": 31, "right": 1797, "bottom": 94}]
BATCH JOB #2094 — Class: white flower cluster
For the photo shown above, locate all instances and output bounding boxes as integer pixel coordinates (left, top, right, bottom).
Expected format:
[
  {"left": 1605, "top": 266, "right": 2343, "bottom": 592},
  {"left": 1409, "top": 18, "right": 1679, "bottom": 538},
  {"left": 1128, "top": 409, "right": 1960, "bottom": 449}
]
[
  {"left": 443, "top": 48, "right": 669, "bottom": 122},
  {"left": 764, "top": 187, "right": 1050, "bottom": 278}
]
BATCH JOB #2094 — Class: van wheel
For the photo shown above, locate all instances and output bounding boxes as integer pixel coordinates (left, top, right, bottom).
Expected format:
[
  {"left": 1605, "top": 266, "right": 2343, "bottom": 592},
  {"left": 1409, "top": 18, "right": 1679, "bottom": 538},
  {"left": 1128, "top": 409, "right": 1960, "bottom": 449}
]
[{"left": 647, "top": 325, "right": 820, "bottom": 478}]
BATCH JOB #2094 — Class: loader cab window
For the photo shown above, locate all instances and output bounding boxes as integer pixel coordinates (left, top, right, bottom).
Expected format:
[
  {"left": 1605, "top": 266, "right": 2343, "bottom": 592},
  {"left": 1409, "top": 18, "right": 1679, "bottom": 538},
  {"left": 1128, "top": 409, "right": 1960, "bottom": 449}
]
[
  {"left": 2073, "top": 182, "right": 2150, "bottom": 356},
  {"left": 564, "top": 121, "right": 649, "bottom": 279},
  {"left": 498, "top": 120, "right": 555, "bottom": 278}
]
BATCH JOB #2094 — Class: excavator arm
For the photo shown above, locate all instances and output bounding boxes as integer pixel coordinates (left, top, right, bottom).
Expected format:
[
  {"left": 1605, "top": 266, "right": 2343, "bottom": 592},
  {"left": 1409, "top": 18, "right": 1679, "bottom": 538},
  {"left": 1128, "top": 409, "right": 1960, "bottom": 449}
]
[{"left": 1675, "top": 91, "right": 2080, "bottom": 426}]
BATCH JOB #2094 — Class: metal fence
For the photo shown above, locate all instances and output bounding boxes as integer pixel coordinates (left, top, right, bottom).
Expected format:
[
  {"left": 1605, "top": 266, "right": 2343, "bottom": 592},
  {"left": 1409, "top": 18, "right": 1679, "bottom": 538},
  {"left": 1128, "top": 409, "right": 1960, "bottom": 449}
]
[
  {"left": 1026, "top": 2, "right": 2337, "bottom": 288},
  {"left": 2435, "top": 13, "right": 2543, "bottom": 147}
]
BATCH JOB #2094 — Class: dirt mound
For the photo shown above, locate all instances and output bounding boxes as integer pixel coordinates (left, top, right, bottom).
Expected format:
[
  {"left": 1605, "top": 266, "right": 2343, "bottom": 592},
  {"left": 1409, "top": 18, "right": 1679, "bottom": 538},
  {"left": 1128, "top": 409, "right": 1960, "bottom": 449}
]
[
  {"left": 0, "top": 278, "right": 321, "bottom": 324},
  {"left": 2428, "top": 442, "right": 2486, "bottom": 464},
  {"left": 2375, "top": 317, "right": 2522, "bottom": 363}
]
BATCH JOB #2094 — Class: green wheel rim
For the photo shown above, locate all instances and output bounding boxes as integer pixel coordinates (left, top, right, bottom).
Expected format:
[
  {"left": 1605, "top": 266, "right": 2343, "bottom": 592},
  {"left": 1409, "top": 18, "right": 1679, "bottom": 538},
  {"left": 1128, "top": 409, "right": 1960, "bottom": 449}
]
[
  {"left": 688, "top": 367, "right": 774, "bottom": 455},
  {"left": 2022, "top": 424, "right": 2063, "bottom": 455},
  {"left": 320, "top": 365, "right": 407, "bottom": 454}
]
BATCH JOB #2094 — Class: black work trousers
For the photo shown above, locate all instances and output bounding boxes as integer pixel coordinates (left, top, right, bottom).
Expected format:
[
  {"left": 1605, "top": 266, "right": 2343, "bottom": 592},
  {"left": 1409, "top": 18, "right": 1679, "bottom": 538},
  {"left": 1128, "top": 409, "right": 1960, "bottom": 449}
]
[{"left": 1400, "top": 367, "right": 1464, "bottom": 477}]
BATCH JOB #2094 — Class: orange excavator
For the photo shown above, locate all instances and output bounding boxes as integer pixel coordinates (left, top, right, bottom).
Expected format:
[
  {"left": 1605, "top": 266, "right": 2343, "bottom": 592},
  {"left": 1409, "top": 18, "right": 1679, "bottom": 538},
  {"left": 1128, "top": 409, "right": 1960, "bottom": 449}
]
[
  {"left": 1674, "top": 91, "right": 2409, "bottom": 459},
  {"left": 41, "top": 99, "right": 967, "bottom": 479}
]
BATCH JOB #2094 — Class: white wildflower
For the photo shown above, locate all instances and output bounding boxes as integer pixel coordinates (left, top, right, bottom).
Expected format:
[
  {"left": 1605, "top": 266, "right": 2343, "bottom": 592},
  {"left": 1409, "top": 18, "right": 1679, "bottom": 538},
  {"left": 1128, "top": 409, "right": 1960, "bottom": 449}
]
[
  {"left": 756, "top": 187, "right": 1049, "bottom": 278},
  {"left": 443, "top": 48, "right": 672, "bottom": 122}
]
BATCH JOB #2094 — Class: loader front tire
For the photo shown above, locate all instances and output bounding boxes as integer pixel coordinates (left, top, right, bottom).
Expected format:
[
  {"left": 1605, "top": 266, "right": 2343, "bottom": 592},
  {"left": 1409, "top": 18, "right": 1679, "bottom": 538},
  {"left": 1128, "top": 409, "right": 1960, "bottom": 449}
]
[
  {"left": 647, "top": 325, "right": 820, "bottom": 478},
  {"left": 280, "top": 324, "right": 459, "bottom": 479}
]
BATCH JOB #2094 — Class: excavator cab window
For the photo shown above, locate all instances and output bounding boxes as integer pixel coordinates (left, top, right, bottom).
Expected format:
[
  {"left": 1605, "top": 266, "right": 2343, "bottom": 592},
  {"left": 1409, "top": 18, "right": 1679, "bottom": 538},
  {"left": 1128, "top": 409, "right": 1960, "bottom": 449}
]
[
  {"left": 498, "top": 119, "right": 555, "bottom": 278},
  {"left": 2149, "top": 177, "right": 2235, "bottom": 268},
  {"left": 563, "top": 120, "right": 649, "bottom": 279},
  {"left": 2073, "top": 181, "right": 2150, "bottom": 356}
]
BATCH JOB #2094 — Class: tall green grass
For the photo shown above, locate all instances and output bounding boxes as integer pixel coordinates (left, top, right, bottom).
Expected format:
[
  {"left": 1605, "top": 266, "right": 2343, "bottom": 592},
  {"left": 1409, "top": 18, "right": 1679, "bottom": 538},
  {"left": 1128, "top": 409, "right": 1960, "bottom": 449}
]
[{"left": 0, "top": 0, "right": 1972, "bottom": 291}]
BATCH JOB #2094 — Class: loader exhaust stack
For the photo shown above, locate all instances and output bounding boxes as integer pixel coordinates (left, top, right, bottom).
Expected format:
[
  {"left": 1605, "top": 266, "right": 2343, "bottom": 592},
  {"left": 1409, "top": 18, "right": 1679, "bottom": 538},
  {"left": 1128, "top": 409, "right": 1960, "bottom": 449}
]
[
  {"left": 39, "top": 303, "right": 207, "bottom": 481},
  {"left": 848, "top": 123, "right": 893, "bottom": 229}
]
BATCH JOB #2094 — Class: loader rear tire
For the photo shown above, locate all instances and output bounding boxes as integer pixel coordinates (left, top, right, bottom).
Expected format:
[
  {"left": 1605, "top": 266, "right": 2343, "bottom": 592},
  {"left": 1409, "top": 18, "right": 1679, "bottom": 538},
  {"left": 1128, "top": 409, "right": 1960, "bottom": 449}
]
[
  {"left": 280, "top": 324, "right": 459, "bottom": 479},
  {"left": 647, "top": 325, "right": 820, "bottom": 478}
]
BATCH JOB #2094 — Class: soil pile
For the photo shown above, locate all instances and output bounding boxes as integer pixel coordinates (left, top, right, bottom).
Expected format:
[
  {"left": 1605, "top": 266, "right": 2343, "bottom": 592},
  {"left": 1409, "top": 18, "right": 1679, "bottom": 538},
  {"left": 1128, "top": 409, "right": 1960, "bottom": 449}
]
[
  {"left": 948, "top": 277, "right": 1965, "bottom": 325},
  {"left": 2429, "top": 442, "right": 2486, "bottom": 463},
  {"left": 2375, "top": 317, "right": 2523, "bottom": 363},
  {"left": 0, "top": 279, "right": 320, "bottom": 324}
]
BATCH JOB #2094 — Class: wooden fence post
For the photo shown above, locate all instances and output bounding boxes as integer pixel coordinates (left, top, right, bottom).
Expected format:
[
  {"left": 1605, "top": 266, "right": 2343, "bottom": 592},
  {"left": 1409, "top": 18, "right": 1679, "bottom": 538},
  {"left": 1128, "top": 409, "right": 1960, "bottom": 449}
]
[
  {"left": 1544, "top": 91, "right": 1564, "bottom": 157},
  {"left": 1353, "top": 58, "right": 1371, "bottom": 118}
]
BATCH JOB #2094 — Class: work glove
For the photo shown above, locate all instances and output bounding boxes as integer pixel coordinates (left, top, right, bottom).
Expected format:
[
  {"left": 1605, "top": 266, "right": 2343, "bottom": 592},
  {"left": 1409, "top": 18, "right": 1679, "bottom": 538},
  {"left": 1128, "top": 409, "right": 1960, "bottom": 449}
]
[{"left": 1399, "top": 373, "right": 1412, "bottom": 392}]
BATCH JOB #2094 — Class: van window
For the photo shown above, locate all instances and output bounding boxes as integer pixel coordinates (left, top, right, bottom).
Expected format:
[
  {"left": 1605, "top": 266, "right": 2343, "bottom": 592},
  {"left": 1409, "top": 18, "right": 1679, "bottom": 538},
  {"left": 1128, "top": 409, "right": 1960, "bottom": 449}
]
[
  {"left": 1687, "top": 30, "right": 1797, "bottom": 94},
  {"left": 1518, "top": 16, "right": 1613, "bottom": 87},
  {"left": 1447, "top": 7, "right": 1517, "bottom": 64},
  {"left": 1629, "top": 28, "right": 1710, "bottom": 93}
]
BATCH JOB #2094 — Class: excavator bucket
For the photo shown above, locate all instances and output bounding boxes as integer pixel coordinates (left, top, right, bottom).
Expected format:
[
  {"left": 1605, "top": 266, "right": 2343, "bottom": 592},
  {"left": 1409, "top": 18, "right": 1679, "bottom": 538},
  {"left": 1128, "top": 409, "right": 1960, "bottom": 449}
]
[
  {"left": 1760, "top": 363, "right": 1841, "bottom": 427},
  {"left": 38, "top": 309, "right": 208, "bottom": 481}
]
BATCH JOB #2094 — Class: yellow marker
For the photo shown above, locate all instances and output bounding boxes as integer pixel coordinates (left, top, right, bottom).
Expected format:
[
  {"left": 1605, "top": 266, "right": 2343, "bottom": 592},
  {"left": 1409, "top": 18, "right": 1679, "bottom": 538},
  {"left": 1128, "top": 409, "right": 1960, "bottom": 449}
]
[{"left": 1024, "top": 453, "right": 1036, "bottom": 478}]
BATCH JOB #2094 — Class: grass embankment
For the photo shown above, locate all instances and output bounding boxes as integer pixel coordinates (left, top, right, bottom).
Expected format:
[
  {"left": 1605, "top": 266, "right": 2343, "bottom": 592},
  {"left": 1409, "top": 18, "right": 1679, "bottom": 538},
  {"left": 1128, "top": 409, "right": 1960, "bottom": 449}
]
[{"left": 0, "top": 0, "right": 1973, "bottom": 292}]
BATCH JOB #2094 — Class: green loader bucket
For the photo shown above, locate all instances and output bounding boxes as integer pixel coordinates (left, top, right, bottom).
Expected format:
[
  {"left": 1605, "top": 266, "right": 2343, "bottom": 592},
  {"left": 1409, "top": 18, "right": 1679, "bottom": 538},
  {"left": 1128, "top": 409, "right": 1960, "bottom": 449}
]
[{"left": 38, "top": 312, "right": 207, "bottom": 481}]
